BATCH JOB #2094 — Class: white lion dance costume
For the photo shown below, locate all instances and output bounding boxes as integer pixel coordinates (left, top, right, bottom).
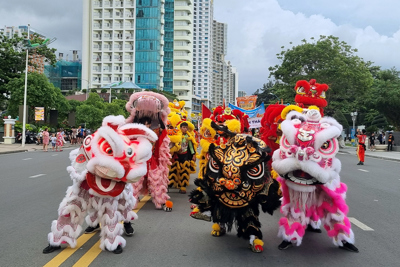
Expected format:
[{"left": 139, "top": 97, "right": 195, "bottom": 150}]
[
  {"left": 43, "top": 115, "right": 157, "bottom": 254},
  {"left": 272, "top": 108, "right": 359, "bottom": 252},
  {"left": 125, "top": 92, "right": 172, "bottom": 210}
]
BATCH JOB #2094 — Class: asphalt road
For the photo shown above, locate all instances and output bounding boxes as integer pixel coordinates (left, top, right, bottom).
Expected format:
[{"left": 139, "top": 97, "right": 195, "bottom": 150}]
[{"left": 0, "top": 149, "right": 399, "bottom": 267}]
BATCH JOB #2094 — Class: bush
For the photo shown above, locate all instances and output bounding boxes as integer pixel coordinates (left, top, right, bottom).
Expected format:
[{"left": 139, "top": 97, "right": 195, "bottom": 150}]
[
  {"left": 91, "top": 88, "right": 98, "bottom": 93},
  {"left": 101, "top": 89, "right": 108, "bottom": 93},
  {"left": 82, "top": 89, "right": 87, "bottom": 93}
]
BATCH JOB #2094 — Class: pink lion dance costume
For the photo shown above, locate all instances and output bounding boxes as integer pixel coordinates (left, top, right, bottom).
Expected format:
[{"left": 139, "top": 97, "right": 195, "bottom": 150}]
[
  {"left": 272, "top": 108, "right": 359, "bottom": 252},
  {"left": 125, "top": 92, "right": 172, "bottom": 210},
  {"left": 43, "top": 115, "right": 157, "bottom": 254}
]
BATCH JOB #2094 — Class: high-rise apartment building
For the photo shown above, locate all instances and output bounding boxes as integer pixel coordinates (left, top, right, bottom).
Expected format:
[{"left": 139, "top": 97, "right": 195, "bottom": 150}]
[
  {"left": 192, "top": 0, "right": 213, "bottom": 108},
  {"left": 135, "top": 0, "right": 165, "bottom": 90},
  {"left": 238, "top": 90, "right": 246, "bottom": 98},
  {"left": 211, "top": 20, "right": 227, "bottom": 107},
  {"left": 211, "top": 20, "right": 238, "bottom": 107},
  {"left": 163, "top": 0, "right": 174, "bottom": 93},
  {"left": 174, "top": 0, "right": 194, "bottom": 113},
  {"left": 1, "top": 25, "right": 46, "bottom": 74},
  {"left": 82, "top": 0, "right": 137, "bottom": 89}
]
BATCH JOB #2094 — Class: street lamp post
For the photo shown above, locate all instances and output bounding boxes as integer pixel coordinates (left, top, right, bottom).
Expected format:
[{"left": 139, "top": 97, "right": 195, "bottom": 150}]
[
  {"left": 21, "top": 24, "right": 30, "bottom": 147},
  {"left": 350, "top": 111, "right": 358, "bottom": 146},
  {"left": 21, "top": 25, "right": 56, "bottom": 147}
]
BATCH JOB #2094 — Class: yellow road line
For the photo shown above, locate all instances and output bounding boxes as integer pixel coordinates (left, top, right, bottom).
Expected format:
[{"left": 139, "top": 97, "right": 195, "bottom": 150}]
[
  {"left": 43, "top": 232, "right": 96, "bottom": 267},
  {"left": 72, "top": 195, "right": 152, "bottom": 267}
]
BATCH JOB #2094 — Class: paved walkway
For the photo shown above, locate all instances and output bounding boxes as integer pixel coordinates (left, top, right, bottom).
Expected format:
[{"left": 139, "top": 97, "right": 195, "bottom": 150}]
[
  {"left": 0, "top": 143, "right": 74, "bottom": 154},
  {"left": 339, "top": 145, "right": 400, "bottom": 162}
]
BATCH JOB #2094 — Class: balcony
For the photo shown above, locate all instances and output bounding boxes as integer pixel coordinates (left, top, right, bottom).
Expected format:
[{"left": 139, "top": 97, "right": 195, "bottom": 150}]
[
  {"left": 175, "top": 5, "right": 192, "bottom": 14},
  {"left": 174, "top": 65, "right": 191, "bottom": 72}
]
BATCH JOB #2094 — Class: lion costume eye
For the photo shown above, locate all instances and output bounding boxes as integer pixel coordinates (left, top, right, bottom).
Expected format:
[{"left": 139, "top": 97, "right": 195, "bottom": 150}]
[
  {"left": 126, "top": 147, "right": 133, "bottom": 157},
  {"left": 247, "top": 164, "right": 264, "bottom": 180},
  {"left": 318, "top": 139, "right": 337, "bottom": 156},
  {"left": 209, "top": 157, "right": 220, "bottom": 173},
  {"left": 99, "top": 138, "right": 113, "bottom": 156}
]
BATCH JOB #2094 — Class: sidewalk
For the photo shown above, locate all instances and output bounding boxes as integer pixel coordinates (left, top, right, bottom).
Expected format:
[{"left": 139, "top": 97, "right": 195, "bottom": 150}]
[
  {"left": 0, "top": 143, "right": 73, "bottom": 155},
  {"left": 339, "top": 145, "right": 400, "bottom": 162}
]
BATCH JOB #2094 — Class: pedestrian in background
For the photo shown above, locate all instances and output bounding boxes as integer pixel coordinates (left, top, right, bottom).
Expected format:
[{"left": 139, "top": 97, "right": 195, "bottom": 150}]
[
  {"left": 377, "top": 132, "right": 383, "bottom": 144},
  {"left": 71, "top": 126, "right": 77, "bottom": 145},
  {"left": 382, "top": 132, "right": 386, "bottom": 144},
  {"left": 56, "top": 129, "right": 65, "bottom": 152},
  {"left": 77, "top": 125, "right": 82, "bottom": 144},
  {"left": 50, "top": 133, "right": 57, "bottom": 151},
  {"left": 357, "top": 129, "right": 367, "bottom": 165},
  {"left": 387, "top": 132, "right": 395, "bottom": 151},
  {"left": 369, "top": 132, "right": 376, "bottom": 151},
  {"left": 42, "top": 128, "right": 49, "bottom": 152}
]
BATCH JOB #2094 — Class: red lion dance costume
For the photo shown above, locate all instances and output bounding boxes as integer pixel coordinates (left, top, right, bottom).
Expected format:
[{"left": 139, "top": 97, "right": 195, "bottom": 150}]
[
  {"left": 43, "top": 115, "right": 157, "bottom": 254},
  {"left": 125, "top": 92, "right": 172, "bottom": 210},
  {"left": 294, "top": 79, "right": 329, "bottom": 116},
  {"left": 272, "top": 108, "right": 359, "bottom": 252}
]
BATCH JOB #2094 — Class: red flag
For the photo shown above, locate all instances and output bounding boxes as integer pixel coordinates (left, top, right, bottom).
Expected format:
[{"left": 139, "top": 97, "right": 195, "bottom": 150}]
[{"left": 202, "top": 103, "right": 212, "bottom": 120}]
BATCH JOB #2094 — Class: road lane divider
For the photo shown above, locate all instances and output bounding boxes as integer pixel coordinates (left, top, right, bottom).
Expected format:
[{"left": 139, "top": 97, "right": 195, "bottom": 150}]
[
  {"left": 43, "top": 194, "right": 152, "bottom": 267},
  {"left": 349, "top": 217, "right": 374, "bottom": 231},
  {"left": 29, "top": 174, "right": 46, "bottom": 178},
  {"left": 43, "top": 232, "right": 97, "bottom": 267},
  {"left": 357, "top": 169, "right": 369, "bottom": 172},
  {"left": 72, "top": 195, "right": 152, "bottom": 267},
  {"left": 23, "top": 158, "right": 32, "bottom": 160}
]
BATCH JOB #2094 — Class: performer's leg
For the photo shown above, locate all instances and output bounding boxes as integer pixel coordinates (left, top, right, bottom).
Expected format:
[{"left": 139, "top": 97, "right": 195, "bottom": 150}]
[
  {"left": 168, "top": 160, "right": 179, "bottom": 189},
  {"left": 320, "top": 184, "right": 358, "bottom": 252},
  {"left": 356, "top": 145, "right": 362, "bottom": 165},
  {"left": 98, "top": 198, "right": 125, "bottom": 253},
  {"left": 277, "top": 179, "right": 309, "bottom": 249},
  {"left": 84, "top": 195, "right": 101, "bottom": 234},
  {"left": 45, "top": 184, "right": 90, "bottom": 253},
  {"left": 119, "top": 184, "right": 138, "bottom": 236},
  {"left": 236, "top": 207, "right": 264, "bottom": 253},
  {"left": 177, "top": 154, "right": 190, "bottom": 193}
]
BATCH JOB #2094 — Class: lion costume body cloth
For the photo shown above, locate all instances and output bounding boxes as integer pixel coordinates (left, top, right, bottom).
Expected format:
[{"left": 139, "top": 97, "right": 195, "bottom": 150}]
[
  {"left": 272, "top": 108, "right": 357, "bottom": 249},
  {"left": 125, "top": 92, "right": 171, "bottom": 209},
  {"left": 46, "top": 116, "right": 156, "bottom": 252},
  {"left": 190, "top": 126, "right": 281, "bottom": 252}
]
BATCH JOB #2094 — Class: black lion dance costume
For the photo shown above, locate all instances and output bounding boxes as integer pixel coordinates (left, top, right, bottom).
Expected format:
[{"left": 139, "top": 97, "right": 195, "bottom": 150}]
[{"left": 189, "top": 123, "right": 281, "bottom": 252}]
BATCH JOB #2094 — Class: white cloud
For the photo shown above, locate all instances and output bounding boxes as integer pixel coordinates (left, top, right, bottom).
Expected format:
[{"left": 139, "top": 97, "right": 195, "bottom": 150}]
[
  {"left": 215, "top": 0, "right": 400, "bottom": 94},
  {"left": 1, "top": 0, "right": 398, "bottom": 96}
]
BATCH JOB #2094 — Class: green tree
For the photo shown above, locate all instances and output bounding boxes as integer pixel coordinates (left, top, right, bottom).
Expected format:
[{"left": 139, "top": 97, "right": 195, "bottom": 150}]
[
  {"left": 268, "top": 35, "right": 374, "bottom": 116},
  {"left": 76, "top": 93, "right": 105, "bottom": 130},
  {"left": 0, "top": 31, "right": 56, "bottom": 106},
  {"left": 6, "top": 73, "right": 59, "bottom": 121},
  {"left": 371, "top": 68, "right": 400, "bottom": 130},
  {"left": 254, "top": 80, "right": 283, "bottom": 105},
  {"left": 333, "top": 110, "right": 349, "bottom": 130}
]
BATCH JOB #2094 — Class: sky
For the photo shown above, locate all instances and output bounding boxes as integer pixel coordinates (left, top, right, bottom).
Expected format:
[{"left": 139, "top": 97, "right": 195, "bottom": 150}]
[{"left": 1, "top": 0, "right": 399, "bottom": 95}]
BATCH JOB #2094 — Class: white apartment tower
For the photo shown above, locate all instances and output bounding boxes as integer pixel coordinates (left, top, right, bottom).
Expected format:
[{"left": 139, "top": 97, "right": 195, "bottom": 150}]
[
  {"left": 211, "top": 20, "right": 227, "bottom": 107},
  {"left": 174, "top": 0, "right": 194, "bottom": 113},
  {"left": 192, "top": 0, "right": 214, "bottom": 108},
  {"left": 82, "top": 0, "right": 136, "bottom": 89}
]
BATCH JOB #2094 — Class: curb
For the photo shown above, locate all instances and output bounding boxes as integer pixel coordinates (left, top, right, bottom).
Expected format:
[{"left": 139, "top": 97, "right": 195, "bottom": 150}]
[
  {"left": 0, "top": 149, "right": 28, "bottom": 155},
  {"left": 339, "top": 149, "right": 400, "bottom": 162},
  {"left": 0, "top": 145, "right": 73, "bottom": 155}
]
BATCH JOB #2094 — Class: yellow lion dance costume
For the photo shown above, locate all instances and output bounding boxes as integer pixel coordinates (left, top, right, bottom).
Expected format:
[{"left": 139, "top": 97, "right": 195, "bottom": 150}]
[{"left": 167, "top": 105, "right": 198, "bottom": 193}]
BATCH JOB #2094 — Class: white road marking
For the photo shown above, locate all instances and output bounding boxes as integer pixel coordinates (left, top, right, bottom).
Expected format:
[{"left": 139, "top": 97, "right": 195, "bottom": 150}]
[
  {"left": 349, "top": 217, "right": 374, "bottom": 231},
  {"left": 358, "top": 169, "right": 369, "bottom": 172},
  {"left": 23, "top": 158, "right": 32, "bottom": 160},
  {"left": 29, "top": 174, "right": 46, "bottom": 178},
  {"left": 52, "top": 154, "right": 58, "bottom": 156},
  {"left": 374, "top": 200, "right": 378, "bottom": 201}
]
